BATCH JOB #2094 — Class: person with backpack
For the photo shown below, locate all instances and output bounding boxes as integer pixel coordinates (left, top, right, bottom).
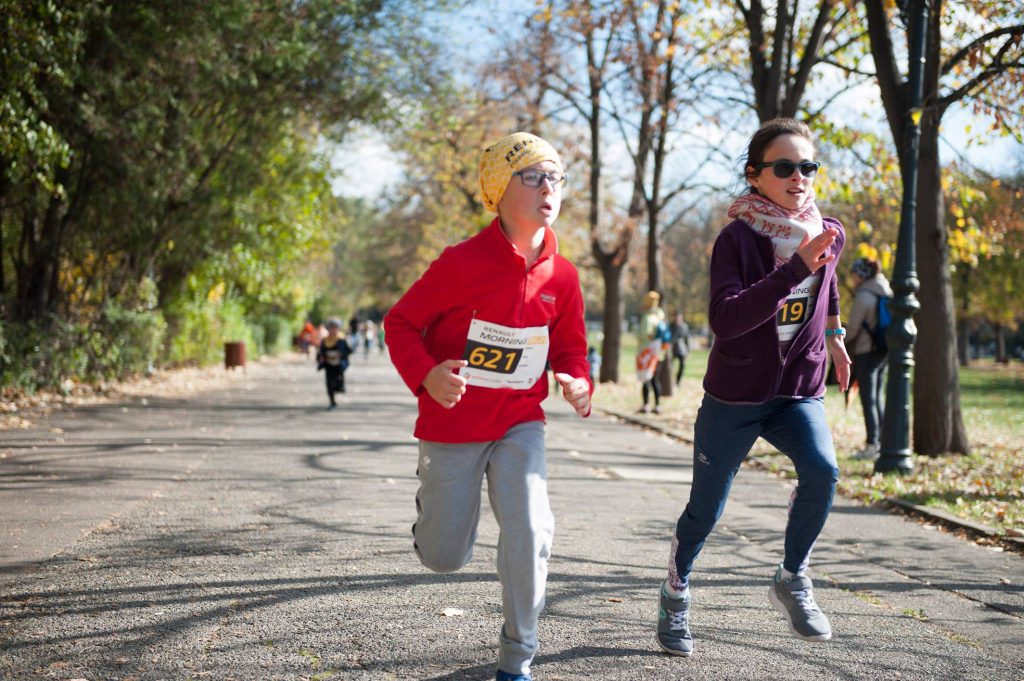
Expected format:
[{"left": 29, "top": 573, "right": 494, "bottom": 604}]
[
  {"left": 844, "top": 257, "right": 893, "bottom": 461},
  {"left": 669, "top": 312, "right": 691, "bottom": 386}
]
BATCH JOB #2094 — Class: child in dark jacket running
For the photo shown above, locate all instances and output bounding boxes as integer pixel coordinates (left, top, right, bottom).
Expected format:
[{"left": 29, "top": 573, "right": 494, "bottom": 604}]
[{"left": 317, "top": 319, "right": 352, "bottom": 409}]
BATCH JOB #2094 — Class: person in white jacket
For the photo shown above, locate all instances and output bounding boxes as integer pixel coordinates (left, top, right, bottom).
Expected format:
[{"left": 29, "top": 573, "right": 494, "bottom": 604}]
[{"left": 844, "top": 257, "right": 893, "bottom": 460}]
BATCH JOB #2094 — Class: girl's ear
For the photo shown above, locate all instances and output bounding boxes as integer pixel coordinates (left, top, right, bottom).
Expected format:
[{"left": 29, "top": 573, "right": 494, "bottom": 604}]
[{"left": 746, "top": 165, "right": 760, "bottom": 190}]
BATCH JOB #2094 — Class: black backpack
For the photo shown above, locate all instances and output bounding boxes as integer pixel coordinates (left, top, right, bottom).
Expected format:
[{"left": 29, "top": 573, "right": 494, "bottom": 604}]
[{"left": 864, "top": 293, "right": 892, "bottom": 352}]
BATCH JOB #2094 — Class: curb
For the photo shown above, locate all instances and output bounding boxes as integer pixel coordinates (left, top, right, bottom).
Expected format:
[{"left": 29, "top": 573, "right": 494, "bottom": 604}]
[
  {"left": 884, "top": 497, "right": 1024, "bottom": 549},
  {"left": 596, "top": 406, "right": 694, "bottom": 444},
  {"left": 596, "top": 405, "right": 1024, "bottom": 552}
]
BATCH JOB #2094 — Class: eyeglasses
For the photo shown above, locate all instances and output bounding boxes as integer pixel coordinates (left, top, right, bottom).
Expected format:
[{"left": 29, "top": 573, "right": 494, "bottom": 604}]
[
  {"left": 755, "top": 160, "right": 820, "bottom": 179},
  {"left": 513, "top": 170, "right": 567, "bottom": 188}
]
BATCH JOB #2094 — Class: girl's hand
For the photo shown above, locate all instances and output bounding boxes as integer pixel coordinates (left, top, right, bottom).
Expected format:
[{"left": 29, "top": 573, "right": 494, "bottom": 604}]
[
  {"left": 423, "top": 359, "right": 468, "bottom": 408},
  {"left": 554, "top": 372, "right": 591, "bottom": 417},
  {"left": 827, "top": 336, "right": 852, "bottom": 392},
  {"left": 797, "top": 227, "right": 839, "bottom": 273}
]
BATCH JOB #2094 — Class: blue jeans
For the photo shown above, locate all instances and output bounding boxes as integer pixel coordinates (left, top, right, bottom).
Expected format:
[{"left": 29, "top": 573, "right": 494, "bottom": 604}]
[
  {"left": 672, "top": 395, "right": 838, "bottom": 583},
  {"left": 853, "top": 350, "right": 887, "bottom": 446}
]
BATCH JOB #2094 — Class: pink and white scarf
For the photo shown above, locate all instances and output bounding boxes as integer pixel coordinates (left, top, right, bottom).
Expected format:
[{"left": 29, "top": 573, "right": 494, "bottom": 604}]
[{"left": 727, "top": 191, "right": 823, "bottom": 266}]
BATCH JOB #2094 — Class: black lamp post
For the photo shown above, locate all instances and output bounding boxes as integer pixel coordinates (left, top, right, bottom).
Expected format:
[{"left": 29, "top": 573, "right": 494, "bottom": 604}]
[{"left": 876, "top": 0, "right": 928, "bottom": 475}]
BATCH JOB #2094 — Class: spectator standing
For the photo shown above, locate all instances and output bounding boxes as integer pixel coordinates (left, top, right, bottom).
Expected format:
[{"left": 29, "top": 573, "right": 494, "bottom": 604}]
[
  {"left": 636, "top": 291, "right": 666, "bottom": 414},
  {"left": 348, "top": 316, "right": 360, "bottom": 349},
  {"left": 299, "top": 320, "right": 318, "bottom": 357},
  {"left": 363, "top": 319, "right": 376, "bottom": 357},
  {"left": 670, "top": 312, "right": 691, "bottom": 385},
  {"left": 844, "top": 257, "right": 893, "bottom": 461},
  {"left": 587, "top": 345, "right": 602, "bottom": 383}
]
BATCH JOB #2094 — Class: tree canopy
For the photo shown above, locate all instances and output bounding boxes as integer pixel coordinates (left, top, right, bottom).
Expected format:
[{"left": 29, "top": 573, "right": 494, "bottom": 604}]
[
  {"left": 4, "top": 1, "right": 1023, "bottom": 461},
  {"left": 0, "top": 0, "right": 434, "bottom": 385}
]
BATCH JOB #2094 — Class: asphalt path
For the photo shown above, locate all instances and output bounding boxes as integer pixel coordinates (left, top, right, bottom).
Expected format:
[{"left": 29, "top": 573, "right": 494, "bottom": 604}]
[{"left": 1, "top": 352, "right": 1021, "bottom": 680}]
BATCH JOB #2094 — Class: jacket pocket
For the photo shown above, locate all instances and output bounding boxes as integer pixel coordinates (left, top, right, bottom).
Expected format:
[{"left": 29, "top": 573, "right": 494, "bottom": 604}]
[
  {"left": 805, "top": 347, "right": 826, "bottom": 362},
  {"left": 715, "top": 349, "right": 753, "bottom": 367}
]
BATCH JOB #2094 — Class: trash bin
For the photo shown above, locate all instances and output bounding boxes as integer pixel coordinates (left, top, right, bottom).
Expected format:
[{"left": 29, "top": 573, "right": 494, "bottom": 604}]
[{"left": 224, "top": 341, "right": 246, "bottom": 371}]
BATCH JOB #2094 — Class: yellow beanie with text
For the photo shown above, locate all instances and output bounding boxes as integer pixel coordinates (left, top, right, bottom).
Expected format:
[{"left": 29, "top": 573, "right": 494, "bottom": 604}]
[{"left": 479, "top": 132, "right": 563, "bottom": 214}]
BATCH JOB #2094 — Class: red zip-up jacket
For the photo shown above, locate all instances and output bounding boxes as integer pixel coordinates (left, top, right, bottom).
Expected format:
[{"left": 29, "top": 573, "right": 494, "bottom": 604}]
[{"left": 385, "top": 218, "right": 591, "bottom": 443}]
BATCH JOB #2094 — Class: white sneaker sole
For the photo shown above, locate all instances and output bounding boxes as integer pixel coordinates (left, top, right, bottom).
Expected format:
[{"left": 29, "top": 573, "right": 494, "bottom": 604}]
[{"left": 768, "top": 586, "right": 833, "bottom": 642}]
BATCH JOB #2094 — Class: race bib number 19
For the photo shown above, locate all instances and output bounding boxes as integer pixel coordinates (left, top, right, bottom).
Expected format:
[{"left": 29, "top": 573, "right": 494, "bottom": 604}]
[
  {"left": 460, "top": 319, "right": 549, "bottom": 389},
  {"left": 777, "top": 273, "right": 820, "bottom": 343}
]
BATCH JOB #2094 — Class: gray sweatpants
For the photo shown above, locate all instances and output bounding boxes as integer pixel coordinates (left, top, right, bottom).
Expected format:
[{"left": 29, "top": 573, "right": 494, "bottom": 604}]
[{"left": 414, "top": 420, "right": 553, "bottom": 677}]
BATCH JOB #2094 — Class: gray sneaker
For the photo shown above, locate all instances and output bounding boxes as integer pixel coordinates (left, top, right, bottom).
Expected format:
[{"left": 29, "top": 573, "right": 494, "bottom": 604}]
[
  {"left": 656, "top": 581, "right": 693, "bottom": 656},
  {"left": 768, "top": 567, "right": 832, "bottom": 641}
]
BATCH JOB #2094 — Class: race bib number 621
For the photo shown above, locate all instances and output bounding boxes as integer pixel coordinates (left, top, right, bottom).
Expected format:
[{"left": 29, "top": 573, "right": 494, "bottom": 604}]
[
  {"left": 460, "top": 319, "right": 549, "bottom": 389},
  {"left": 464, "top": 342, "right": 523, "bottom": 374}
]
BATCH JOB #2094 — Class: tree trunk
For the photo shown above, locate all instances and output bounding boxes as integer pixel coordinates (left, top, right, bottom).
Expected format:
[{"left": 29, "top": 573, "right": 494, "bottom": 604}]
[
  {"left": 958, "top": 320, "right": 970, "bottom": 367},
  {"left": 647, "top": 212, "right": 661, "bottom": 295},
  {"left": 0, "top": 167, "right": 7, "bottom": 317},
  {"left": 995, "top": 323, "right": 1007, "bottom": 364},
  {"left": 598, "top": 260, "right": 625, "bottom": 383},
  {"left": 17, "top": 195, "right": 64, "bottom": 323},
  {"left": 912, "top": 109, "right": 969, "bottom": 456},
  {"left": 957, "top": 268, "right": 970, "bottom": 366}
]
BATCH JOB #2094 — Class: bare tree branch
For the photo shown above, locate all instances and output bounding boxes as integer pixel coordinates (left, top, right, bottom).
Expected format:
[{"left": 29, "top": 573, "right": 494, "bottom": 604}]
[{"left": 941, "top": 24, "right": 1024, "bottom": 77}]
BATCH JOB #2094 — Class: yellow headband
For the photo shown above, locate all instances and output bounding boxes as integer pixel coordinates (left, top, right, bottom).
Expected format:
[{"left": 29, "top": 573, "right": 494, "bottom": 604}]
[{"left": 479, "top": 132, "right": 563, "bottom": 213}]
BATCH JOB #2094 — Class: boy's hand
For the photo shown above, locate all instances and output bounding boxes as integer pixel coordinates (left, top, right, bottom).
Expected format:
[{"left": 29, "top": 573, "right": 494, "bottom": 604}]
[
  {"left": 423, "top": 359, "right": 469, "bottom": 409},
  {"left": 554, "top": 372, "right": 591, "bottom": 417}
]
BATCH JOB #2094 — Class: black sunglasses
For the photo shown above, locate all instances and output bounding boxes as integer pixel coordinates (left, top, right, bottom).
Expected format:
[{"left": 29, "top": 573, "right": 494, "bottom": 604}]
[{"left": 755, "top": 160, "right": 820, "bottom": 179}]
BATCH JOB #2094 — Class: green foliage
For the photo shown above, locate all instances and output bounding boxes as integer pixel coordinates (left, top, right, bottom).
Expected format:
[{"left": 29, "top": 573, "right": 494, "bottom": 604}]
[
  {"left": 0, "top": 306, "right": 166, "bottom": 390},
  {"left": 339, "top": 79, "right": 510, "bottom": 309},
  {"left": 1, "top": 0, "right": 447, "bottom": 388},
  {"left": 944, "top": 164, "right": 1024, "bottom": 330},
  {"left": 255, "top": 314, "right": 297, "bottom": 355},
  {"left": 165, "top": 274, "right": 255, "bottom": 367},
  {"left": 99, "top": 304, "right": 167, "bottom": 378},
  {"left": 0, "top": 0, "right": 85, "bottom": 194}
]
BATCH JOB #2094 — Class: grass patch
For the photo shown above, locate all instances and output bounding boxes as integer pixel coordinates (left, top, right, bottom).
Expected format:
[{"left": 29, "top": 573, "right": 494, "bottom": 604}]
[
  {"left": 297, "top": 648, "right": 322, "bottom": 669},
  {"left": 589, "top": 335, "right": 1023, "bottom": 537},
  {"left": 850, "top": 590, "right": 885, "bottom": 607}
]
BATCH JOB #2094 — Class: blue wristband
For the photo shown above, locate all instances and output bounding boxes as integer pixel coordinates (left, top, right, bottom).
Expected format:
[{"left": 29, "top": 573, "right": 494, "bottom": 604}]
[{"left": 825, "top": 327, "right": 846, "bottom": 337}]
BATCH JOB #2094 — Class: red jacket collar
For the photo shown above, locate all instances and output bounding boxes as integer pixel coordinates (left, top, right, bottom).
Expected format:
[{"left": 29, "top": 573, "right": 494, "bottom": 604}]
[{"left": 485, "top": 217, "right": 559, "bottom": 267}]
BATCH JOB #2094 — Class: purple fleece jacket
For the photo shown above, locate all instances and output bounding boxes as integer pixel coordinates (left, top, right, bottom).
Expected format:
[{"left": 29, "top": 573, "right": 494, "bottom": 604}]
[{"left": 703, "top": 217, "right": 845, "bottom": 403}]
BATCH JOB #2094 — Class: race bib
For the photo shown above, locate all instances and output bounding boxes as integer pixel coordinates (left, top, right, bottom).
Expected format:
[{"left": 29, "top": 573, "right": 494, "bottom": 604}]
[
  {"left": 777, "top": 273, "right": 820, "bottom": 343},
  {"left": 459, "top": 319, "right": 549, "bottom": 389}
]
